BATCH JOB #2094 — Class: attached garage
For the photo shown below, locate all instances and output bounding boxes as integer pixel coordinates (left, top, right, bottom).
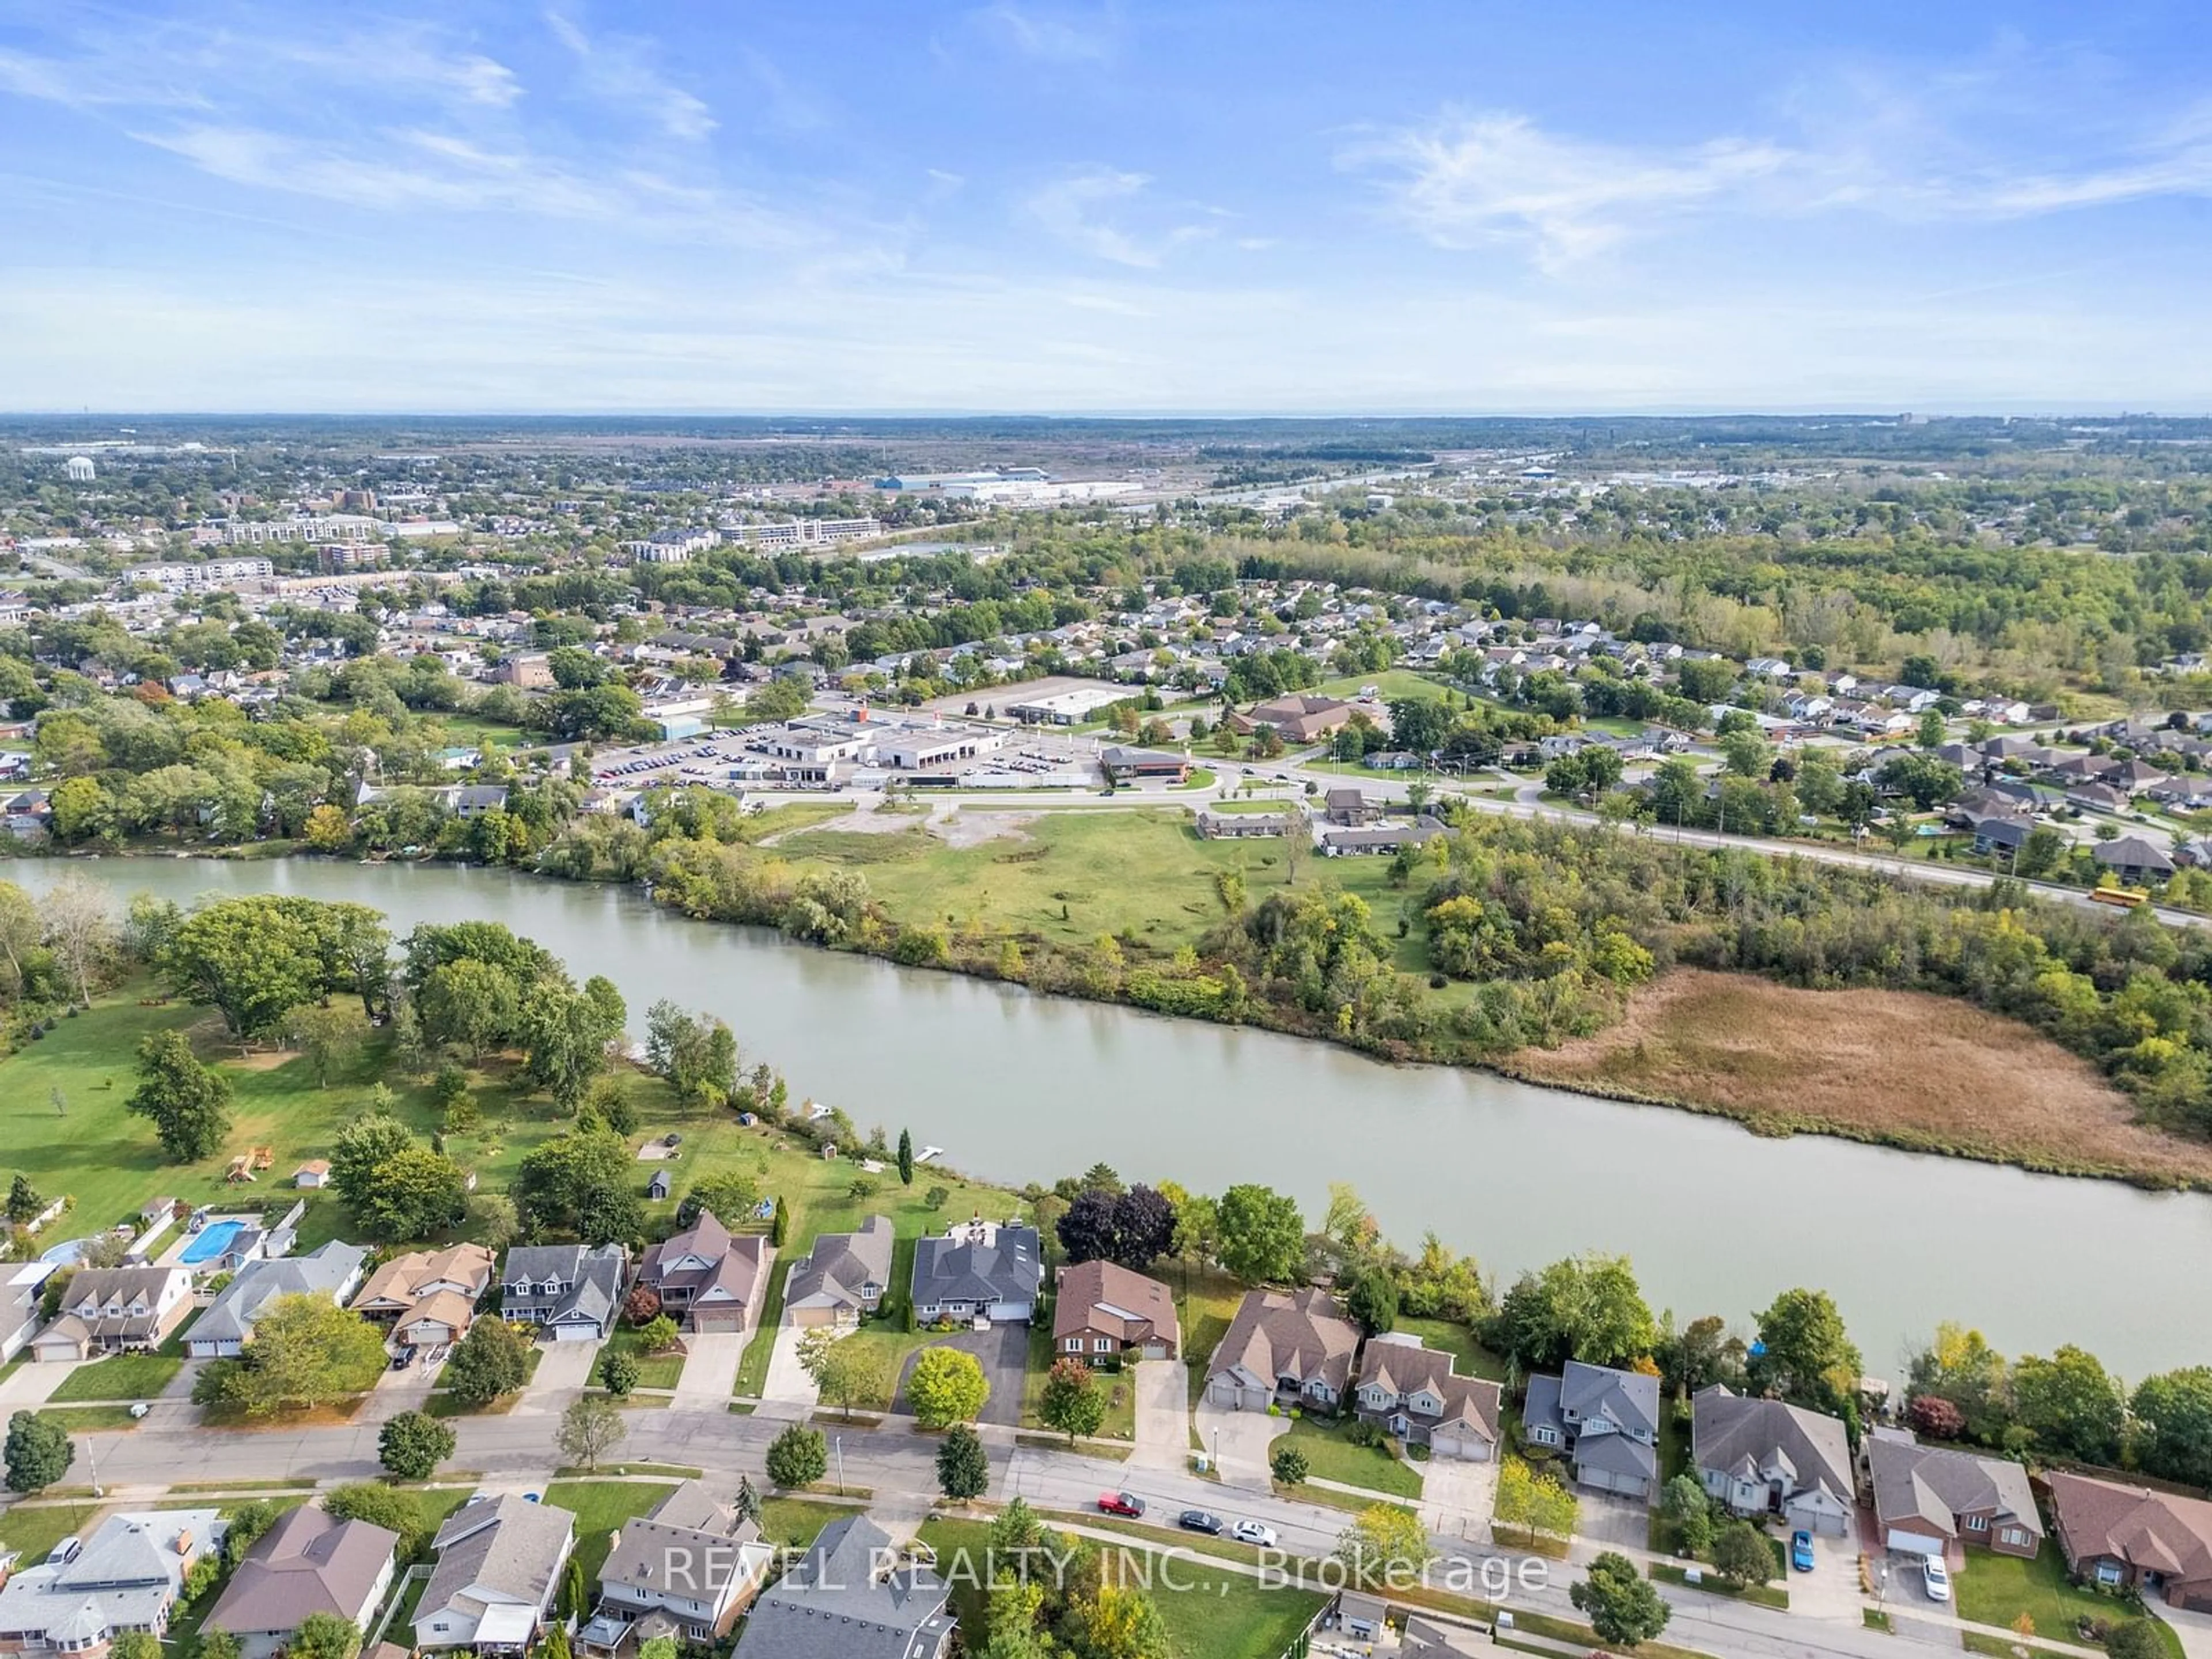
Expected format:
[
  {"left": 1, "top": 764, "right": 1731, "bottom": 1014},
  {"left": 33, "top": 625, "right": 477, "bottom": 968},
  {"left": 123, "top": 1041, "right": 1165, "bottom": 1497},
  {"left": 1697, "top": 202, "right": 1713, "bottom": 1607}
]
[
  {"left": 1885, "top": 1529, "right": 1945, "bottom": 1556},
  {"left": 549, "top": 1322, "right": 597, "bottom": 1342},
  {"left": 1787, "top": 1497, "right": 1851, "bottom": 1538},
  {"left": 788, "top": 1304, "right": 842, "bottom": 1329},
  {"left": 986, "top": 1300, "right": 1032, "bottom": 1324},
  {"left": 689, "top": 1308, "right": 747, "bottom": 1335},
  {"left": 1206, "top": 1375, "right": 1267, "bottom": 1412},
  {"left": 1428, "top": 1425, "right": 1494, "bottom": 1463},
  {"left": 1140, "top": 1340, "right": 1170, "bottom": 1361}
]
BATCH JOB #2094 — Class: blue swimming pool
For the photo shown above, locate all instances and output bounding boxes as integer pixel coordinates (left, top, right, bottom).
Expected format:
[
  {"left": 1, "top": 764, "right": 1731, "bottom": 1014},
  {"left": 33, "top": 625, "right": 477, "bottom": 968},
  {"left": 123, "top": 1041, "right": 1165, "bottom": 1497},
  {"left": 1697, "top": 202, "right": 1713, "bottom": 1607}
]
[{"left": 180, "top": 1218, "right": 247, "bottom": 1265}]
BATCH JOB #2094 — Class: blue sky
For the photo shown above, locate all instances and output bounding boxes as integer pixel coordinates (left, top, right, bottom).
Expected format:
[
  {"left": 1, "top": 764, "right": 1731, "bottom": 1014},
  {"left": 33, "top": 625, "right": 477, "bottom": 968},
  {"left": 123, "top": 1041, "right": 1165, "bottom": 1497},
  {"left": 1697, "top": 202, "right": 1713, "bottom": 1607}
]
[{"left": 1, "top": 0, "right": 2208, "bottom": 412}]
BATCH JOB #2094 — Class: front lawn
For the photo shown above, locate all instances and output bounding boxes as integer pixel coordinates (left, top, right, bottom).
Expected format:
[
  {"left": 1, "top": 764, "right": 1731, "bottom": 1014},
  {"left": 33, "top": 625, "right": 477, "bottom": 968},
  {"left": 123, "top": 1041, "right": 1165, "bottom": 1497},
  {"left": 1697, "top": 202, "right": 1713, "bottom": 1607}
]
[
  {"left": 601, "top": 1325, "right": 684, "bottom": 1392},
  {"left": 0, "top": 1495, "right": 100, "bottom": 1562},
  {"left": 1019, "top": 1326, "right": 1137, "bottom": 1442},
  {"left": 1955, "top": 1546, "right": 2178, "bottom": 1656},
  {"left": 1274, "top": 1414, "right": 1423, "bottom": 1499},
  {"left": 50, "top": 1351, "right": 183, "bottom": 1402},
  {"left": 542, "top": 1480, "right": 680, "bottom": 1583}
]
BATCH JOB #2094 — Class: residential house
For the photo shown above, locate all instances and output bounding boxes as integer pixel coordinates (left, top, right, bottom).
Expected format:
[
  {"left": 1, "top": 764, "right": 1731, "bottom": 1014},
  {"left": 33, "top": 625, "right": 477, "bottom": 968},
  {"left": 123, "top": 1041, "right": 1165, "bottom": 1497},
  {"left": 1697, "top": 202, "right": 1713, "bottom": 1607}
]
[
  {"left": 352, "top": 1244, "right": 497, "bottom": 1352},
  {"left": 1203, "top": 1287, "right": 1361, "bottom": 1412},
  {"left": 586, "top": 1482, "right": 772, "bottom": 1647},
  {"left": 1690, "top": 1385, "right": 1855, "bottom": 1536},
  {"left": 635, "top": 1211, "right": 771, "bottom": 1335},
  {"left": 1352, "top": 1333, "right": 1502, "bottom": 1461},
  {"left": 499, "top": 1244, "right": 629, "bottom": 1342},
  {"left": 782, "top": 1216, "right": 894, "bottom": 1330},
  {"left": 0, "top": 1509, "right": 225, "bottom": 1658},
  {"left": 182, "top": 1203, "right": 304, "bottom": 1278},
  {"left": 910, "top": 1218, "right": 1042, "bottom": 1325},
  {"left": 1865, "top": 1428, "right": 2042, "bottom": 1561},
  {"left": 30, "top": 1266, "right": 193, "bottom": 1362},
  {"left": 1522, "top": 1361, "right": 1661, "bottom": 1500},
  {"left": 1194, "top": 808, "right": 1287, "bottom": 839},
  {"left": 1323, "top": 789, "right": 1380, "bottom": 827},
  {"left": 414, "top": 1494, "right": 577, "bottom": 1654},
  {"left": 1970, "top": 816, "right": 2034, "bottom": 858},
  {"left": 0, "top": 1262, "right": 55, "bottom": 1363},
  {"left": 728, "top": 1515, "right": 953, "bottom": 1659},
  {"left": 1053, "top": 1260, "right": 1179, "bottom": 1365},
  {"left": 2066, "top": 782, "right": 2130, "bottom": 815},
  {"left": 2046, "top": 1471, "right": 2212, "bottom": 1610},
  {"left": 2094, "top": 835, "right": 2176, "bottom": 884},
  {"left": 186, "top": 1242, "right": 369, "bottom": 1359},
  {"left": 205, "top": 1506, "right": 400, "bottom": 1659}
]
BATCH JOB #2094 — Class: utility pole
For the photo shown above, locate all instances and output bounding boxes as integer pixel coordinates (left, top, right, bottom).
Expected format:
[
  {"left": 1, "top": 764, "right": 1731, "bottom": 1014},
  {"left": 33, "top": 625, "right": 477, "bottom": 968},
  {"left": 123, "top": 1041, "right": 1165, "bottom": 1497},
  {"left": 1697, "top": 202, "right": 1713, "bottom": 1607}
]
[{"left": 834, "top": 1434, "right": 846, "bottom": 1498}]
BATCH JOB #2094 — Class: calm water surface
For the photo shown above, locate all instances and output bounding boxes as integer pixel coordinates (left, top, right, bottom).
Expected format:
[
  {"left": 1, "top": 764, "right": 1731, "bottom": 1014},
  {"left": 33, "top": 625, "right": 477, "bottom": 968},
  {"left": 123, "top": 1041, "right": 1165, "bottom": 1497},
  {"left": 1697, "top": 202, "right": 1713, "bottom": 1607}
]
[{"left": 22, "top": 855, "right": 2212, "bottom": 1377}]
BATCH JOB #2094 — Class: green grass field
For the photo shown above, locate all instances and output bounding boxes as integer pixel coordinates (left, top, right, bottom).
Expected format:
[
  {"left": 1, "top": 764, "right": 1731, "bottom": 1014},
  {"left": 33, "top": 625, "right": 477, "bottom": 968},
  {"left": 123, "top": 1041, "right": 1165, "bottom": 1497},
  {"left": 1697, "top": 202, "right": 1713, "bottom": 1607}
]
[
  {"left": 1272, "top": 1415, "right": 1423, "bottom": 1498},
  {"left": 917, "top": 1517, "right": 1324, "bottom": 1659},
  {"left": 1393, "top": 1316, "right": 1506, "bottom": 1381},
  {"left": 1019, "top": 1325, "right": 1138, "bottom": 1442},
  {"left": 1314, "top": 669, "right": 1447, "bottom": 703},
  {"left": 48, "top": 1351, "right": 183, "bottom": 1402},
  {"left": 1953, "top": 1544, "right": 2182, "bottom": 1658},
  {"left": 600, "top": 1324, "right": 685, "bottom": 1392},
  {"left": 542, "top": 1479, "right": 680, "bottom": 1583}
]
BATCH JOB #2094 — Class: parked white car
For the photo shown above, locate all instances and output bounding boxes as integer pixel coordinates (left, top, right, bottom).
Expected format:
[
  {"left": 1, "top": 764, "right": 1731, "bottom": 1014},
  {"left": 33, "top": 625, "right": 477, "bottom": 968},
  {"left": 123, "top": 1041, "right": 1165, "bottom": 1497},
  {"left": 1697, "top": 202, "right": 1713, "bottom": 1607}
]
[
  {"left": 1229, "top": 1520, "right": 1277, "bottom": 1548},
  {"left": 1922, "top": 1557, "right": 1951, "bottom": 1603}
]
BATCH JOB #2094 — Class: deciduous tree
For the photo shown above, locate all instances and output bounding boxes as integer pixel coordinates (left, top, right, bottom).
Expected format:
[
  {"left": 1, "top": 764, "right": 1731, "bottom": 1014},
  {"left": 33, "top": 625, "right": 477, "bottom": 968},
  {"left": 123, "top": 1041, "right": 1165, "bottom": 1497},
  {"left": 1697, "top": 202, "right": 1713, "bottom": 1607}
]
[
  {"left": 1573, "top": 1551, "right": 1672, "bottom": 1648},
  {"left": 937, "top": 1424, "right": 988, "bottom": 1502},
  {"left": 378, "top": 1410, "right": 456, "bottom": 1480},
  {"left": 3, "top": 1409, "right": 73, "bottom": 1493},
  {"left": 126, "top": 1029, "right": 233, "bottom": 1162},
  {"left": 1039, "top": 1358, "right": 1106, "bottom": 1445},
  {"left": 556, "top": 1394, "right": 627, "bottom": 1472},
  {"left": 765, "top": 1423, "right": 827, "bottom": 1488},
  {"left": 906, "top": 1346, "right": 990, "bottom": 1428}
]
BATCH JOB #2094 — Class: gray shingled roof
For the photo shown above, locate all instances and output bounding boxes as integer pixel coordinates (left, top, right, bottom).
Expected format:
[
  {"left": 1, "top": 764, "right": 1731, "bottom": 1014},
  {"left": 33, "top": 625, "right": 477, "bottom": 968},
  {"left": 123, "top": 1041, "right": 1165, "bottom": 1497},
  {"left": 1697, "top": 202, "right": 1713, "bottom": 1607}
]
[
  {"left": 732, "top": 1517, "right": 952, "bottom": 1659},
  {"left": 192, "top": 1243, "right": 367, "bottom": 1348},
  {"left": 786, "top": 1217, "right": 895, "bottom": 1313},
  {"left": 911, "top": 1222, "right": 1040, "bottom": 1309},
  {"left": 1867, "top": 1431, "right": 2041, "bottom": 1542}
]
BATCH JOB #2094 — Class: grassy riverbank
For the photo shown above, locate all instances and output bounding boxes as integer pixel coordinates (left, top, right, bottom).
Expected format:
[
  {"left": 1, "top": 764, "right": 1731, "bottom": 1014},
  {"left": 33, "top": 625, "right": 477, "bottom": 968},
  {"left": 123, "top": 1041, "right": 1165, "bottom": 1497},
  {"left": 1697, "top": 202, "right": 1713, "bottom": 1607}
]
[{"left": 1506, "top": 969, "right": 2212, "bottom": 1188}]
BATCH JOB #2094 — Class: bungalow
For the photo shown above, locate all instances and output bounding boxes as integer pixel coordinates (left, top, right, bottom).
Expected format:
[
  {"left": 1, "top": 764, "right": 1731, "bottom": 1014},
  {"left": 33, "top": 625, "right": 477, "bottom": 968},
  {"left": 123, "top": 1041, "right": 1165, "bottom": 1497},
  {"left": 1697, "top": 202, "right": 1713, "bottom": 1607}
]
[
  {"left": 2066, "top": 782, "right": 2130, "bottom": 814},
  {"left": 352, "top": 1244, "right": 497, "bottom": 1352},
  {"left": 414, "top": 1494, "right": 577, "bottom": 1654},
  {"left": 1203, "top": 1287, "right": 1361, "bottom": 1412},
  {"left": 2046, "top": 1471, "right": 2212, "bottom": 1611},
  {"left": 635, "top": 1212, "right": 770, "bottom": 1335},
  {"left": 31, "top": 1265, "right": 194, "bottom": 1361},
  {"left": 499, "top": 1244, "right": 630, "bottom": 1342},
  {"left": 2094, "top": 835, "right": 2176, "bottom": 883},
  {"left": 1053, "top": 1259, "right": 1179, "bottom": 1365},
  {"left": 782, "top": 1215, "right": 894, "bottom": 1329},
  {"left": 1522, "top": 1361, "right": 1661, "bottom": 1501},
  {"left": 0, "top": 1510, "right": 225, "bottom": 1659},
  {"left": 911, "top": 1217, "right": 1042, "bottom": 1325},
  {"left": 1352, "top": 1333, "right": 1502, "bottom": 1461},
  {"left": 729, "top": 1516, "right": 953, "bottom": 1659},
  {"left": 187, "top": 1242, "right": 369, "bottom": 1359},
  {"left": 205, "top": 1506, "right": 400, "bottom": 1659},
  {"left": 1865, "top": 1428, "right": 2042, "bottom": 1560},
  {"left": 584, "top": 1482, "right": 772, "bottom": 1647},
  {"left": 1321, "top": 820, "right": 1443, "bottom": 857},
  {"left": 1690, "top": 1384, "right": 1855, "bottom": 1536},
  {"left": 1971, "top": 817, "right": 2034, "bottom": 857},
  {"left": 1228, "top": 695, "right": 1355, "bottom": 744},
  {"left": 1195, "top": 809, "right": 1287, "bottom": 839}
]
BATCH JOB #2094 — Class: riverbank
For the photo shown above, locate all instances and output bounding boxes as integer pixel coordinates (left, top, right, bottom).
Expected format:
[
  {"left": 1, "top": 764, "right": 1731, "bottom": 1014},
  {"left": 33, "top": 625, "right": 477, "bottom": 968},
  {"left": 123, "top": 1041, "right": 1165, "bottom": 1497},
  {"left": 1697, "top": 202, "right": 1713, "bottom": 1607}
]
[
  {"left": 1502, "top": 969, "right": 2212, "bottom": 1190},
  {"left": 31, "top": 841, "right": 2212, "bottom": 1194}
]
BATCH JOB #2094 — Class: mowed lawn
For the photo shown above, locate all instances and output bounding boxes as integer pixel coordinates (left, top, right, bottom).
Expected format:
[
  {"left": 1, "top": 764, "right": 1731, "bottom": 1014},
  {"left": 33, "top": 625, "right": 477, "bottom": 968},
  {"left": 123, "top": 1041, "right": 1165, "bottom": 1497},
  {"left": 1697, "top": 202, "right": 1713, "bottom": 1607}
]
[
  {"left": 919, "top": 1517, "right": 1324, "bottom": 1659},
  {"left": 1955, "top": 1544, "right": 2181, "bottom": 1656},
  {"left": 543, "top": 1480, "right": 679, "bottom": 1583}
]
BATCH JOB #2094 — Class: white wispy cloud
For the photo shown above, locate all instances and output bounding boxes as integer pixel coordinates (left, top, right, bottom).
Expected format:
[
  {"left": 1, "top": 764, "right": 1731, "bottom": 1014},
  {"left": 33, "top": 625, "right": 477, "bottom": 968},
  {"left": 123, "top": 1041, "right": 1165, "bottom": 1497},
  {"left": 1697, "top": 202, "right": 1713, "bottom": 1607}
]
[
  {"left": 1350, "top": 93, "right": 2212, "bottom": 267},
  {"left": 544, "top": 9, "right": 716, "bottom": 142},
  {"left": 1026, "top": 168, "right": 1213, "bottom": 267},
  {"left": 968, "top": 2, "right": 1118, "bottom": 65}
]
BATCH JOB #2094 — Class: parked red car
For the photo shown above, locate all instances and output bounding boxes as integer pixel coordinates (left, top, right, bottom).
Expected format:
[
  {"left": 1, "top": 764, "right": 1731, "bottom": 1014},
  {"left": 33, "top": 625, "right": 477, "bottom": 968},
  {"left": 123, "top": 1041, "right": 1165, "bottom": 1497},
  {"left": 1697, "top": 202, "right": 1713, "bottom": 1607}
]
[{"left": 1097, "top": 1491, "right": 1146, "bottom": 1518}]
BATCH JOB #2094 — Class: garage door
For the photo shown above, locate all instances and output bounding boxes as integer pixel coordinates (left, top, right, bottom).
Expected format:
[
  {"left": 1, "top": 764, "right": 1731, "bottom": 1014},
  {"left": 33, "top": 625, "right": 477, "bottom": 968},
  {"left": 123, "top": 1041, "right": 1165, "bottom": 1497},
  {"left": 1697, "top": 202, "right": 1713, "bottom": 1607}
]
[
  {"left": 987, "top": 1302, "right": 1029, "bottom": 1324},
  {"left": 789, "top": 1306, "right": 836, "bottom": 1328},
  {"left": 551, "top": 1324, "right": 596, "bottom": 1342},
  {"left": 691, "top": 1310, "right": 745, "bottom": 1334},
  {"left": 1141, "top": 1342, "right": 1168, "bottom": 1360},
  {"left": 1885, "top": 1530, "right": 1944, "bottom": 1556}
]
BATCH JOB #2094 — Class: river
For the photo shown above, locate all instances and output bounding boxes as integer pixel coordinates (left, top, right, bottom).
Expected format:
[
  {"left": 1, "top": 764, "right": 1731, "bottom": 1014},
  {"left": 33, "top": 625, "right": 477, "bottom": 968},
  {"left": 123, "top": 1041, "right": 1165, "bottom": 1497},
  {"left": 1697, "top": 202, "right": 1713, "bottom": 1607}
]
[{"left": 17, "top": 855, "right": 2212, "bottom": 1378}]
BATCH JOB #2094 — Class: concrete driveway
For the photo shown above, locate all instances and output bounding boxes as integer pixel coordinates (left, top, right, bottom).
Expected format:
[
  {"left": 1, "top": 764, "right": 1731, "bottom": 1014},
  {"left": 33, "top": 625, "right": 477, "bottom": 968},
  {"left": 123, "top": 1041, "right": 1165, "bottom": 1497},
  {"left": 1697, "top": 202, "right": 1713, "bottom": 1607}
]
[
  {"left": 757, "top": 1323, "right": 821, "bottom": 1421},
  {"left": 1418, "top": 1456, "right": 1497, "bottom": 1543},
  {"left": 1193, "top": 1398, "right": 1287, "bottom": 1488},
  {"left": 673, "top": 1333, "right": 748, "bottom": 1406},
  {"left": 1790, "top": 1529, "right": 1868, "bottom": 1623},
  {"left": 2153, "top": 1607, "right": 2212, "bottom": 1659},
  {"left": 519, "top": 1337, "right": 603, "bottom": 1414},
  {"left": 1574, "top": 1491, "right": 1653, "bottom": 1552},
  {"left": 0, "top": 1360, "right": 76, "bottom": 1409},
  {"left": 1130, "top": 1360, "right": 1188, "bottom": 1471},
  {"left": 892, "top": 1323, "right": 1027, "bottom": 1428}
]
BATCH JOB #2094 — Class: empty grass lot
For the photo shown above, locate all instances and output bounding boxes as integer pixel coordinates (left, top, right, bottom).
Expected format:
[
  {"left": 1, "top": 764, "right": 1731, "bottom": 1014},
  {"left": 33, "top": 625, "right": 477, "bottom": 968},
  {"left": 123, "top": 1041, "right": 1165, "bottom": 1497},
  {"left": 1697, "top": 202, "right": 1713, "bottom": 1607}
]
[
  {"left": 541, "top": 1480, "right": 679, "bottom": 1583},
  {"left": 1273, "top": 1414, "right": 1423, "bottom": 1499}
]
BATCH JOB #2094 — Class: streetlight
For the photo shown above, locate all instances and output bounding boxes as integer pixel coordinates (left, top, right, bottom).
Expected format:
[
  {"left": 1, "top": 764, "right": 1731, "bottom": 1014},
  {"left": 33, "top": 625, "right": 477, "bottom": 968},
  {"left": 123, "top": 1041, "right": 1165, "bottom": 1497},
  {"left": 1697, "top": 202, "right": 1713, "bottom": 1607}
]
[
  {"left": 834, "top": 1435, "right": 846, "bottom": 1498},
  {"left": 1210, "top": 1427, "right": 1219, "bottom": 1475}
]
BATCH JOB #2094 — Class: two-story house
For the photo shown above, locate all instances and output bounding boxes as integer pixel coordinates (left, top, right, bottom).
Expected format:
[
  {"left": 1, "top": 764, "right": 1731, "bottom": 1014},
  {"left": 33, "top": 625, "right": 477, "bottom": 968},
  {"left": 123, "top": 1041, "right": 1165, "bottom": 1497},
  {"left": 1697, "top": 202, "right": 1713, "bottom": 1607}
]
[
  {"left": 1522, "top": 1361, "right": 1662, "bottom": 1501},
  {"left": 581, "top": 1482, "right": 772, "bottom": 1650},
  {"left": 1351, "top": 1332, "right": 1502, "bottom": 1461},
  {"left": 1866, "top": 1428, "right": 2043, "bottom": 1562},
  {"left": 635, "top": 1212, "right": 771, "bottom": 1335},
  {"left": 29, "top": 1266, "right": 194, "bottom": 1362},
  {"left": 782, "top": 1217, "right": 893, "bottom": 1330},
  {"left": 499, "top": 1244, "right": 630, "bottom": 1342},
  {"left": 910, "top": 1218, "right": 1042, "bottom": 1326},
  {"left": 353, "top": 1244, "right": 497, "bottom": 1353},
  {"left": 414, "top": 1494, "right": 577, "bottom": 1654},
  {"left": 729, "top": 1516, "right": 953, "bottom": 1659},
  {"left": 1691, "top": 1384, "right": 1855, "bottom": 1536},
  {"left": 1202, "top": 1287, "right": 1361, "bottom": 1412},
  {"left": 0, "top": 1510, "right": 225, "bottom": 1658}
]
